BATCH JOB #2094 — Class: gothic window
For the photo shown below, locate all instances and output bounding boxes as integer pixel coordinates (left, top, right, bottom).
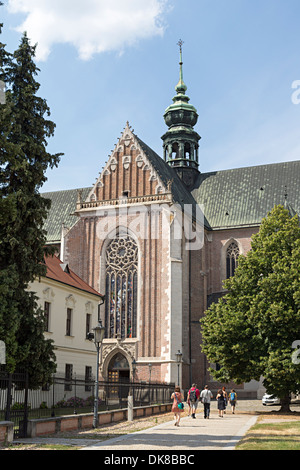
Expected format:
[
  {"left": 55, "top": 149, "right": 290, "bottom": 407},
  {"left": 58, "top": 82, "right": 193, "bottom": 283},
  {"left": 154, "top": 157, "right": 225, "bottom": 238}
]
[
  {"left": 226, "top": 242, "right": 239, "bottom": 279},
  {"left": 105, "top": 235, "right": 138, "bottom": 339}
]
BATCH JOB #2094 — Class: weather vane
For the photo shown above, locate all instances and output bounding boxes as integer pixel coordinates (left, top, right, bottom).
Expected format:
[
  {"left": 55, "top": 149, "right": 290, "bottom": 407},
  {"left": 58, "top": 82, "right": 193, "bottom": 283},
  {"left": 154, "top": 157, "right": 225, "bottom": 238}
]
[{"left": 177, "top": 39, "right": 184, "bottom": 52}]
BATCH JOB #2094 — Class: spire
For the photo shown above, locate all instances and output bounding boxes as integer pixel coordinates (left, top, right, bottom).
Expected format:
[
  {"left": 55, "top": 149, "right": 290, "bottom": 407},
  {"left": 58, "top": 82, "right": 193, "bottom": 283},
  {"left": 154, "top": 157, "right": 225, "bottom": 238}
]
[
  {"left": 175, "top": 39, "right": 187, "bottom": 95},
  {"left": 161, "top": 40, "right": 201, "bottom": 190}
]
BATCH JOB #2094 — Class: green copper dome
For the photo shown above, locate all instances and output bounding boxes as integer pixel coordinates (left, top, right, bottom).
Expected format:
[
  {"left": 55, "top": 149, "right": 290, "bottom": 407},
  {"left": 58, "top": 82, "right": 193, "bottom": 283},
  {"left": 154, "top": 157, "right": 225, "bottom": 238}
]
[
  {"left": 161, "top": 41, "right": 201, "bottom": 189},
  {"left": 164, "top": 44, "right": 198, "bottom": 128}
]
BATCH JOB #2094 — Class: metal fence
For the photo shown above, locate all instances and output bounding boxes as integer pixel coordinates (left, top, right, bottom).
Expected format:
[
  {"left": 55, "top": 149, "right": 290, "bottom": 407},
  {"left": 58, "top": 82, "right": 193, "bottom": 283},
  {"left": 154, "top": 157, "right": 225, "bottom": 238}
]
[{"left": 0, "top": 367, "right": 174, "bottom": 438}]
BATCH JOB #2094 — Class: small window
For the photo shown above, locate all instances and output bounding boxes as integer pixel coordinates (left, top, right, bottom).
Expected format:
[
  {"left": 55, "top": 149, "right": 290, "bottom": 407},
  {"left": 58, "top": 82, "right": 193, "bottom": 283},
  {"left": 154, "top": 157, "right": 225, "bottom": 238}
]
[
  {"left": 171, "top": 142, "right": 179, "bottom": 159},
  {"left": 65, "top": 364, "right": 73, "bottom": 391},
  {"left": 85, "top": 366, "right": 92, "bottom": 392},
  {"left": 44, "top": 301, "right": 50, "bottom": 332},
  {"left": 66, "top": 308, "right": 72, "bottom": 336},
  {"left": 86, "top": 314, "right": 92, "bottom": 339},
  {"left": 226, "top": 242, "right": 240, "bottom": 279}
]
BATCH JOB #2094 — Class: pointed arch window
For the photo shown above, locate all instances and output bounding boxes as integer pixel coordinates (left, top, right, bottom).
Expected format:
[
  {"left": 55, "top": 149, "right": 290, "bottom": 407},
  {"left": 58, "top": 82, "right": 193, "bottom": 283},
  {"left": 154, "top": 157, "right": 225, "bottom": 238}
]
[
  {"left": 226, "top": 242, "right": 239, "bottom": 279},
  {"left": 105, "top": 235, "right": 138, "bottom": 339}
]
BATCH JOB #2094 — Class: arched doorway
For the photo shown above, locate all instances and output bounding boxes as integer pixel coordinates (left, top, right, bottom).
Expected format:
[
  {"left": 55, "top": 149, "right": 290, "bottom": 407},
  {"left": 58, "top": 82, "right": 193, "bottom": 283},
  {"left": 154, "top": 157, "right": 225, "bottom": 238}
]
[
  {"left": 107, "top": 352, "right": 130, "bottom": 399},
  {"left": 108, "top": 352, "right": 130, "bottom": 382}
]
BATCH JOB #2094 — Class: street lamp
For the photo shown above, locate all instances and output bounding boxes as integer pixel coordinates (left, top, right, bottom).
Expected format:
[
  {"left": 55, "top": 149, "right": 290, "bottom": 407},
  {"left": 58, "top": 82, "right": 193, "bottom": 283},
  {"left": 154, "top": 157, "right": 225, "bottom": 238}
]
[
  {"left": 128, "top": 358, "right": 137, "bottom": 421},
  {"left": 148, "top": 363, "right": 152, "bottom": 383},
  {"left": 148, "top": 363, "right": 153, "bottom": 406},
  {"left": 91, "top": 320, "right": 105, "bottom": 428},
  {"left": 132, "top": 359, "right": 137, "bottom": 382},
  {"left": 175, "top": 350, "right": 182, "bottom": 386}
]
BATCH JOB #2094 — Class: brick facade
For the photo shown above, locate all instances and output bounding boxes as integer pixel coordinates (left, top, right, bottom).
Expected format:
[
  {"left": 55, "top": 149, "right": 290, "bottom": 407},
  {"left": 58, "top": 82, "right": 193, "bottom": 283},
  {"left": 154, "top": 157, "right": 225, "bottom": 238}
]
[{"left": 62, "top": 123, "right": 261, "bottom": 395}]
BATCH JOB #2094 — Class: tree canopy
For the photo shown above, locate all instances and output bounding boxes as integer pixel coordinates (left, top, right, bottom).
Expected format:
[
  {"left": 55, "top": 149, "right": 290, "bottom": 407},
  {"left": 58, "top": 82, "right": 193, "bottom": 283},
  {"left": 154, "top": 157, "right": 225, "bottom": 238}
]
[
  {"left": 201, "top": 205, "right": 300, "bottom": 411},
  {"left": 0, "top": 18, "right": 63, "bottom": 387}
]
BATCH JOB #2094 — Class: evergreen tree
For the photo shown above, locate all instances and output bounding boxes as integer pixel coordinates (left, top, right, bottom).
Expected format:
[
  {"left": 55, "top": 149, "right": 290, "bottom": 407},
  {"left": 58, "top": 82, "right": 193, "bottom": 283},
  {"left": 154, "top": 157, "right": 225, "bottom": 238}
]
[
  {"left": 0, "top": 2, "right": 21, "bottom": 372},
  {"left": 0, "top": 25, "right": 63, "bottom": 386},
  {"left": 201, "top": 205, "right": 300, "bottom": 412}
]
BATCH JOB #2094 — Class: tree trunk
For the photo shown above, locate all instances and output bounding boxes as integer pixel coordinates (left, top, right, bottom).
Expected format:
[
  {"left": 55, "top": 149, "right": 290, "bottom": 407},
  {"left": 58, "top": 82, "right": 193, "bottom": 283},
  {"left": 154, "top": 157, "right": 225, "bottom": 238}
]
[{"left": 280, "top": 395, "right": 291, "bottom": 413}]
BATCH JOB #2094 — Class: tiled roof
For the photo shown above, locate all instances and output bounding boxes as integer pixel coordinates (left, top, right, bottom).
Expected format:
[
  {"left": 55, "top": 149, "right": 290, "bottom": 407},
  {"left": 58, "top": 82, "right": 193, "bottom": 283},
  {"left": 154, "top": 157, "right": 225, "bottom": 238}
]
[
  {"left": 42, "top": 187, "right": 91, "bottom": 243},
  {"left": 192, "top": 160, "right": 300, "bottom": 229},
  {"left": 41, "top": 152, "right": 299, "bottom": 240},
  {"left": 44, "top": 254, "right": 103, "bottom": 297}
]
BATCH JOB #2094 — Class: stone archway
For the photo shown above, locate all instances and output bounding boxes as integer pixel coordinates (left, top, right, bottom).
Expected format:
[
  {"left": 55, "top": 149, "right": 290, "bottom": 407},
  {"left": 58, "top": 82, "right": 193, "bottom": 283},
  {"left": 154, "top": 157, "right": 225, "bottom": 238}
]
[
  {"left": 108, "top": 352, "right": 130, "bottom": 383},
  {"left": 107, "top": 352, "right": 130, "bottom": 399}
]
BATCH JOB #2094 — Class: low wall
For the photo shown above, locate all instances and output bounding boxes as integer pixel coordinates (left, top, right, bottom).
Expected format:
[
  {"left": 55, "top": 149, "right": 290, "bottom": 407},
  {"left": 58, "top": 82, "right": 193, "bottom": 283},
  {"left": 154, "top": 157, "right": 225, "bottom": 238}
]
[
  {"left": 0, "top": 422, "right": 14, "bottom": 446},
  {"left": 27, "top": 403, "right": 172, "bottom": 438}
]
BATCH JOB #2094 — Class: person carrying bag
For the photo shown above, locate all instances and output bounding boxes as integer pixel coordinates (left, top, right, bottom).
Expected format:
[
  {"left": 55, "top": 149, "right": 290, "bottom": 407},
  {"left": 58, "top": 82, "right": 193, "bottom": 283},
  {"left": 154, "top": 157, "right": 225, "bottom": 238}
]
[{"left": 171, "top": 386, "right": 184, "bottom": 426}]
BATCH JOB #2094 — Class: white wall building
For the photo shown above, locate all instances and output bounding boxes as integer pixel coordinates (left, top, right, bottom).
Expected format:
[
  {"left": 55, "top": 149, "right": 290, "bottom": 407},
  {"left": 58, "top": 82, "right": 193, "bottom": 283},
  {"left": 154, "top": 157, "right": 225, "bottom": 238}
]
[{"left": 30, "top": 255, "right": 104, "bottom": 382}]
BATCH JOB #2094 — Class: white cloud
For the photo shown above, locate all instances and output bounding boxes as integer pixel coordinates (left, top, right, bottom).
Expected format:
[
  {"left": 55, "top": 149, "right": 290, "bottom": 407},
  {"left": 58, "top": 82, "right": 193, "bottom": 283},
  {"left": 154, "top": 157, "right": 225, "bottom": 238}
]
[{"left": 7, "top": 0, "right": 169, "bottom": 61}]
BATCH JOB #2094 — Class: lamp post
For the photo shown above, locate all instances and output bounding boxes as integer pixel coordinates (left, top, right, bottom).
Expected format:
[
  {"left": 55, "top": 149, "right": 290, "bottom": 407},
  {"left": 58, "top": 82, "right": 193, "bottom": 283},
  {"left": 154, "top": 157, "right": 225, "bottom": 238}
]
[
  {"left": 148, "top": 363, "right": 152, "bottom": 406},
  {"left": 148, "top": 363, "right": 152, "bottom": 383},
  {"left": 92, "top": 320, "right": 105, "bottom": 429},
  {"left": 128, "top": 359, "right": 137, "bottom": 422},
  {"left": 175, "top": 350, "right": 182, "bottom": 386},
  {"left": 132, "top": 359, "right": 137, "bottom": 382}
]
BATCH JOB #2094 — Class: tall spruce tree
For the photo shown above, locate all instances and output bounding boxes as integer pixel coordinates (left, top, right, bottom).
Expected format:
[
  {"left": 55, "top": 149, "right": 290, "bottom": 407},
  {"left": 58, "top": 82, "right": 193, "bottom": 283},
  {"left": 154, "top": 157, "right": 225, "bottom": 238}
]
[
  {"left": 201, "top": 205, "right": 300, "bottom": 412},
  {"left": 0, "top": 25, "right": 63, "bottom": 386},
  {"left": 0, "top": 2, "right": 21, "bottom": 372}
]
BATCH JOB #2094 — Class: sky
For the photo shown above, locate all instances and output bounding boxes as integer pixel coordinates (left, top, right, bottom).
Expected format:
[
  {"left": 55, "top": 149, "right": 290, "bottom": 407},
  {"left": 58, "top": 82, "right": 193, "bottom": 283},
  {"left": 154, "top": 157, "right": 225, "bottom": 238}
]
[{"left": 1, "top": 0, "right": 300, "bottom": 192}]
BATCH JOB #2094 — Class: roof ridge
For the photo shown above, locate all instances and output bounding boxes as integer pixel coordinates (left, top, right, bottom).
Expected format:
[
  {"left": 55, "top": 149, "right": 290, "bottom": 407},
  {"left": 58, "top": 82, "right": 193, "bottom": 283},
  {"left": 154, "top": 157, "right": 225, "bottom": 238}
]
[
  {"left": 44, "top": 254, "right": 103, "bottom": 297},
  {"left": 201, "top": 159, "right": 300, "bottom": 176},
  {"left": 42, "top": 186, "right": 91, "bottom": 195}
]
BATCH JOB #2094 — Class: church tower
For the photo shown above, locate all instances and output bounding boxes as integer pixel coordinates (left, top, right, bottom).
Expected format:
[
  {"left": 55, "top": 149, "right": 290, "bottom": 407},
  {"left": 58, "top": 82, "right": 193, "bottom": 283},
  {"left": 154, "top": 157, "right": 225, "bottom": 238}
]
[{"left": 162, "top": 40, "right": 201, "bottom": 190}]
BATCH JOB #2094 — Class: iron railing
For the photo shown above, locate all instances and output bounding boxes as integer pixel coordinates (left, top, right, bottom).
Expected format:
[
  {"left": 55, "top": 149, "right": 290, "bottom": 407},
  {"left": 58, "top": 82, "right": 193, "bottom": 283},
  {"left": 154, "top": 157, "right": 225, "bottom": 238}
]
[{"left": 0, "top": 367, "right": 174, "bottom": 438}]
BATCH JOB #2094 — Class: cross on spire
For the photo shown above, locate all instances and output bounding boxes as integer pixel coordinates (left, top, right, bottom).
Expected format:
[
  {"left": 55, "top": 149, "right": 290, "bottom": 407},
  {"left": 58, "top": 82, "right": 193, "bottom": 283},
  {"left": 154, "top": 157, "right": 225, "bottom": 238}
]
[{"left": 177, "top": 39, "right": 184, "bottom": 53}]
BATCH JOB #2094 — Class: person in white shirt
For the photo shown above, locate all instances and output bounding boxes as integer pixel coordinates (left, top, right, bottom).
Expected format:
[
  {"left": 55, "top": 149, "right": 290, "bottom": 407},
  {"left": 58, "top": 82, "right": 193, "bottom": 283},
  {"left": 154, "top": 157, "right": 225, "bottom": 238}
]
[{"left": 200, "top": 385, "right": 213, "bottom": 419}]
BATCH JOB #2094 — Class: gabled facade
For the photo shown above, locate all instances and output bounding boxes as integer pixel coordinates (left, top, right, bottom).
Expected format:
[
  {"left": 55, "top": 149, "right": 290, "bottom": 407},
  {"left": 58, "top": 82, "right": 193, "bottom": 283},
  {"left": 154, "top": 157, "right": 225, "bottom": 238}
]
[
  {"left": 62, "top": 121, "right": 202, "bottom": 387},
  {"left": 42, "top": 48, "right": 300, "bottom": 395}
]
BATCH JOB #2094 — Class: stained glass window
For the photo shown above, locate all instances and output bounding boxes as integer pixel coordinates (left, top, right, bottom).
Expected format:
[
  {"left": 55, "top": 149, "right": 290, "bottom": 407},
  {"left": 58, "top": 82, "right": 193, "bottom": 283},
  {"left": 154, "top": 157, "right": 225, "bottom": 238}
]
[
  {"left": 105, "top": 235, "right": 138, "bottom": 339},
  {"left": 226, "top": 242, "right": 239, "bottom": 279}
]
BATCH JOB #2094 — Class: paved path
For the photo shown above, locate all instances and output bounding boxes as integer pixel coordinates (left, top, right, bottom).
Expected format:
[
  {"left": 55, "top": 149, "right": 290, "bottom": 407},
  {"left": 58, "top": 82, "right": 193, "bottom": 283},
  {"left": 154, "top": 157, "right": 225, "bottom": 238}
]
[
  {"left": 81, "top": 412, "right": 258, "bottom": 451},
  {"left": 16, "top": 411, "right": 257, "bottom": 451}
]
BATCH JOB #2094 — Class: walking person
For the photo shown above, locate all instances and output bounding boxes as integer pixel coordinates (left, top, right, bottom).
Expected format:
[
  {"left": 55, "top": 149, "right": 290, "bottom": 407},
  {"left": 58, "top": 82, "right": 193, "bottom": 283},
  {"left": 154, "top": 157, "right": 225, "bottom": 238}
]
[
  {"left": 187, "top": 383, "right": 200, "bottom": 419},
  {"left": 200, "top": 385, "right": 213, "bottom": 419},
  {"left": 222, "top": 386, "right": 228, "bottom": 413},
  {"left": 171, "top": 386, "right": 184, "bottom": 427},
  {"left": 229, "top": 389, "right": 237, "bottom": 414},
  {"left": 187, "top": 391, "right": 191, "bottom": 417},
  {"left": 216, "top": 389, "right": 226, "bottom": 417}
]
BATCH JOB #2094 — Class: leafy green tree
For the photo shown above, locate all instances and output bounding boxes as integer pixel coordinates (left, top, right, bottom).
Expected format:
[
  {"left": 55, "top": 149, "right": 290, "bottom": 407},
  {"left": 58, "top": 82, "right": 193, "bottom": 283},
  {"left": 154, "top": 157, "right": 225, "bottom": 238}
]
[
  {"left": 201, "top": 205, "right": 300, "bottom": 412},
  {"left": 0, "top": 25, "right": 63, "bottom": 386}
]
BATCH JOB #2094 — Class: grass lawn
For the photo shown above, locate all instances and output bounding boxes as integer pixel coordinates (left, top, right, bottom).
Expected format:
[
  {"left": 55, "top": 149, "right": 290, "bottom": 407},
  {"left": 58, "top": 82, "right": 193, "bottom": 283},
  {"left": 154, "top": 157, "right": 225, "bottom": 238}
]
[{"left": 237, "top": 418, "right": 300, "bottom": 450}]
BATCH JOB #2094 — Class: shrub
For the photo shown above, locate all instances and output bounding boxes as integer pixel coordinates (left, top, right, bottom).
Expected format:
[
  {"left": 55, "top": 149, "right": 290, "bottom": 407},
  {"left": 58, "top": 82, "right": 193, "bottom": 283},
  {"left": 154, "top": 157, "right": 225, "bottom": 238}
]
[{"left": 55, "top": 396, "right": 101, "bottom": 408}]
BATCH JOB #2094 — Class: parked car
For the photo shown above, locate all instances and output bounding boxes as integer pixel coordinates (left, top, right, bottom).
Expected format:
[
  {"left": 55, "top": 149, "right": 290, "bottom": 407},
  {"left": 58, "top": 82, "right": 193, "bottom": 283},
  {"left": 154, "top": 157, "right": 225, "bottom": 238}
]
[{"left": 262, "top": 393, "right": 280, "bottom": 406}]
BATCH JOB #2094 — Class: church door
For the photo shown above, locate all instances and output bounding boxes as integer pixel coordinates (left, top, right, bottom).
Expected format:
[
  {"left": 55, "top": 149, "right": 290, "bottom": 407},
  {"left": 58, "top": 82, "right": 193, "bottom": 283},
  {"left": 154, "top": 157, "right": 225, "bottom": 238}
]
[{"left": 107, "top": 353, "right": 130, "bottom": 398}]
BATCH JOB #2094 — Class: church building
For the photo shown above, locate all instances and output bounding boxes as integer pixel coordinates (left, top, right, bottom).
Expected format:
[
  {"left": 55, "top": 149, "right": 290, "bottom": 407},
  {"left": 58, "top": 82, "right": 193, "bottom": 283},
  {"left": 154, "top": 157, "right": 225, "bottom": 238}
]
[{"left": 43, "top": 45, "right": 300, "bottom": 396}]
